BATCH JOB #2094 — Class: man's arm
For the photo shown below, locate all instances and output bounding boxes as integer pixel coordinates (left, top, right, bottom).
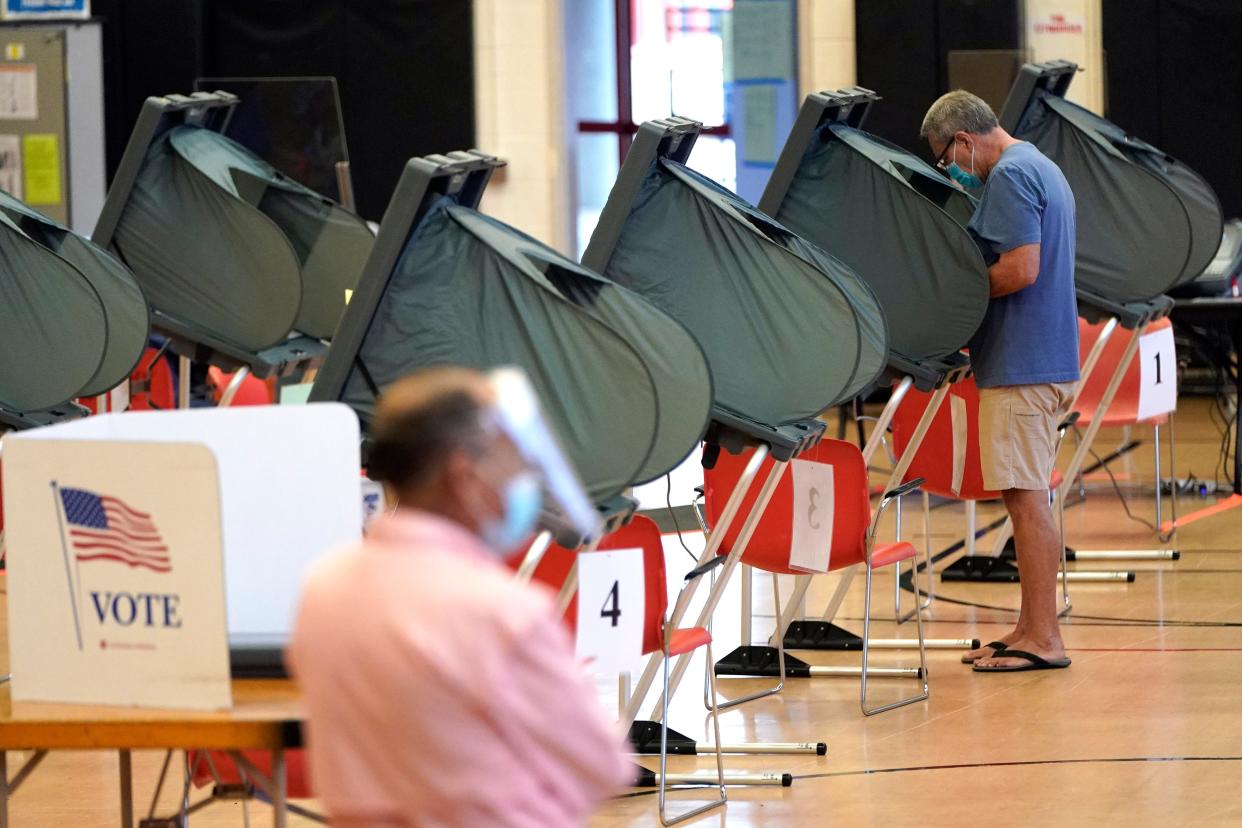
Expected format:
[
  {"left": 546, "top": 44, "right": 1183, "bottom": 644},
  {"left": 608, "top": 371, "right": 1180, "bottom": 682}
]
[
  {"left": 491, "top": 612, "right": 635, "bottom": 813},
  {"left": 988, "top": 242, "right": 1040, "bottom": 297}
]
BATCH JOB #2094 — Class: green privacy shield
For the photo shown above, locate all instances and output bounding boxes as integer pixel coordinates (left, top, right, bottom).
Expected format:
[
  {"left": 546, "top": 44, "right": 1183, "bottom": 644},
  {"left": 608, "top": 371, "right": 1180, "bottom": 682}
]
[
  {"left": 110, "top": 125, "right": 372, "bottom": 352},
  {"left": 337, "top": 200, "right": 713, "bottom": 502},
  {"left": 773, "top": 122, "right": 990, "bottom": 365},
  {"left": 0, "top": 207, "right": 108, "bottom": 412},
  {"left": 1015, "top": 91, "right": 1223, "bottom": 302},
  {"left": 0, "top": 191, "right": 149, "bottom": 398},
  {"left": 601, "top": 157, "right": 889, "bottom": 427}
]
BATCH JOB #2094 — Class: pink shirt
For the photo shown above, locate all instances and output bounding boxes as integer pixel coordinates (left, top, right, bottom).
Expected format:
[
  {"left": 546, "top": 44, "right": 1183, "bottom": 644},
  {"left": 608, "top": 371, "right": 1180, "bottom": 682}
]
[{"left": 287, "top": 510, "right": 633, "bottom": 827}]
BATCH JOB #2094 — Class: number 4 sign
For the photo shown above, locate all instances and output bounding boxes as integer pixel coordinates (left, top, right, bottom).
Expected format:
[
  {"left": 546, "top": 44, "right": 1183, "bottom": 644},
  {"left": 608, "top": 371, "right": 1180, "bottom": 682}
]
[
  {"left": 575, "top": 547, "right": 645, "bottom": 673},
  {"left": 1138, "top": 325, "right": 1177, "bottom": 421}
]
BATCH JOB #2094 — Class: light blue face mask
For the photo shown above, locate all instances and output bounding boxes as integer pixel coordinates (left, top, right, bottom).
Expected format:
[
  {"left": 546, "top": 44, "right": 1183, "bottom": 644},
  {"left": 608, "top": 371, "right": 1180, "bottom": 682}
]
[
  {"left": 946, "top": 140, "right": 983, "bottom": 190},
  {"left": 481, "top": 470, "right": 544, "bottom": 553}
]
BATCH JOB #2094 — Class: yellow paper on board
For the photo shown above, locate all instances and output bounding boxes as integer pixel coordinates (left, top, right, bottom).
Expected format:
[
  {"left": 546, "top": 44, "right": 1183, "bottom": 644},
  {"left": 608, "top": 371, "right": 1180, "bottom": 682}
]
[{"left": 22, "top": 133, "right": 59, "bottom": 205}]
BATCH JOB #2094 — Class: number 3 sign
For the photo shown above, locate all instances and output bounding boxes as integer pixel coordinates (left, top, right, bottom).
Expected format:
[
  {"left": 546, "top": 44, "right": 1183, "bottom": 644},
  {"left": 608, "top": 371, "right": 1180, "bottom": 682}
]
[
  {"left": 1137, "top": 325, "right": 1177, "bottom": 421},
  {"left": 575, "top": 547, "right": 645, "bottom": 673},
  {"left": 789, "top": 459, "right": 835, "bottom": 573}
]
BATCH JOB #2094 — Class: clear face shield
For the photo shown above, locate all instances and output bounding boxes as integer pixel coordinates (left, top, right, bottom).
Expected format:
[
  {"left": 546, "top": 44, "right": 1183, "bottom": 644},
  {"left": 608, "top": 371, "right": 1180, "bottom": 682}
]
[{"left": 486, "top": 367, "right": 602, "bottom": 547}]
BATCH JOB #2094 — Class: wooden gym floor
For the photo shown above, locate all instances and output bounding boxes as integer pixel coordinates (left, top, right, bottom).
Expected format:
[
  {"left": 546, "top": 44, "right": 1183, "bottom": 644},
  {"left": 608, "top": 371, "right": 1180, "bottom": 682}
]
[{"left": 2, "top": 398, "right": 1240, "bottom": 826}]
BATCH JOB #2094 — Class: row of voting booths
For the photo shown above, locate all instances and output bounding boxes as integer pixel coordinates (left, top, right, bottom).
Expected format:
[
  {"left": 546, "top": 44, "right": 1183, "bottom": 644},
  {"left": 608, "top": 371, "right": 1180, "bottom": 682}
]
[{"left": 0, "top": 59, "right": 1225, "bottom": 820}]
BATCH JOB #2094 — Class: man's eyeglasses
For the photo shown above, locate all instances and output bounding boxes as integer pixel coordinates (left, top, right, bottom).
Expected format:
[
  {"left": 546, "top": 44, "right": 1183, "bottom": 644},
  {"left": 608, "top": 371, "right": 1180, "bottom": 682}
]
[{"left": 933, "top": 139, "right": 954, "bottom": 171}]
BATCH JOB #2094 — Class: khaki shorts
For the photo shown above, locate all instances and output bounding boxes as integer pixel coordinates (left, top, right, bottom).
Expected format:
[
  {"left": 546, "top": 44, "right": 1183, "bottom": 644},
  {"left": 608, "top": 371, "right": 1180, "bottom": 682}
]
[{"left": 978, "top": 382, "right": 1076, "bottom": 492}]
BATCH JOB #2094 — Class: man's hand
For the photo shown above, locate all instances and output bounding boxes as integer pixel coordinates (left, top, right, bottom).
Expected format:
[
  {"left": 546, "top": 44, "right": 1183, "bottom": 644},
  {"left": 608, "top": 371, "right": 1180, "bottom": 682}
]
[{"left": 988, "top": 243, "right": 1040, "bottom": 297}]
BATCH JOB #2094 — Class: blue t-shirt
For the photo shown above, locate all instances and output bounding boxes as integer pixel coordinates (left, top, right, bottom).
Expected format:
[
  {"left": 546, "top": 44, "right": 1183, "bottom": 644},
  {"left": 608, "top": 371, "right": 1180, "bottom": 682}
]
[{"left": 967, "top": 142, "right": 1080, "bottom": 388}]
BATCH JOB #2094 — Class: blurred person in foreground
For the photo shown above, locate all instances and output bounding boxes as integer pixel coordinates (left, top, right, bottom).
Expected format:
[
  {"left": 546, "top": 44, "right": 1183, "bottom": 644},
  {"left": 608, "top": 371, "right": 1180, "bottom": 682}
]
[{"left": 288, "top": 366, "right": 632, "bottom": 827}]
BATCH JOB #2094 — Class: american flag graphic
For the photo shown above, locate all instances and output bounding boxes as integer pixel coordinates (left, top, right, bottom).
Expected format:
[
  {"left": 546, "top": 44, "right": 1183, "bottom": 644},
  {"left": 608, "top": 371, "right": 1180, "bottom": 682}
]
[{"left": 59, "top": 487, "right": 171, "bottom": 573}]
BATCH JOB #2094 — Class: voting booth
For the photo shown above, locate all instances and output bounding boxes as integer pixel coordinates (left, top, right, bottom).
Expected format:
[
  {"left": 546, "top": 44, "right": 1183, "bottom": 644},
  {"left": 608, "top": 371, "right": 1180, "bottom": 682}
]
[
  {"left": 1001, "top": 60, "right": 1222, "bottom": 305},
  {"left": 310, "top": 150, "right": 713, "bottom": 537},
  {"left": 582, "top": 116, "right": 889, "bottom": 734},
  {"left": 2, "top": 404, "right": 362, "bottom": 709},
  {"left": 756, "top": 89, "right": 984, "bottom": 650},
  {"left": 0, "top": 187, "right": 149, "bottom": 431},
  {"left": 761, "top": 89, "right": 987, "bottom": 387},
  {"left": 92, "top": 91, "right": 374, "bottom": 386}
]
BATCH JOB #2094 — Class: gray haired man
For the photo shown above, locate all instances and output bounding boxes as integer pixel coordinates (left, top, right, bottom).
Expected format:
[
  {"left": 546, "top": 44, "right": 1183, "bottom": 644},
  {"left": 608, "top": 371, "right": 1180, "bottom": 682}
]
[{"left": 921, "top": 90, "right": 1079, "bottom": 673}]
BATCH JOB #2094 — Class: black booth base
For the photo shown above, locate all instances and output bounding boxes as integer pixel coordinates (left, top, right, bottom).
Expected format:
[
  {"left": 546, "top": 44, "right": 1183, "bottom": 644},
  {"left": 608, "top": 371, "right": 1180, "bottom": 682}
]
[
  {"left": 783, "top": 620, "right": 980, "bottom": 651},
  {"left": 629, "top": 720, "right": 701, "bottom": 755},
  {"left": 940, "top": 556, "right": 1022, "bottom": 582},
  {"left": 714, "top": 645, "right": 814, "bottom": 678},
  {"left": 783, "top": 621, "right": 864, "bottom": 651}
]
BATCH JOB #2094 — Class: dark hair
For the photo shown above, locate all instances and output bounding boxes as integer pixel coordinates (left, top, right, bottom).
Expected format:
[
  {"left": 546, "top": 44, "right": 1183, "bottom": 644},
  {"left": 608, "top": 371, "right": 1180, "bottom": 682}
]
[{"left": 366, "top": 390, "right": 487, "bottom": 491}]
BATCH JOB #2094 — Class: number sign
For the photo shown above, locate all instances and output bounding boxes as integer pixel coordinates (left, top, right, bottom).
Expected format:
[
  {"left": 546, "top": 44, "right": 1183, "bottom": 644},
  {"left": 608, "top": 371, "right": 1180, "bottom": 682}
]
[
  {"left": 1137, "top": 325, "right": 1177, "bottom": 421},
  {"left": 789, "top": 459, "right": 834, "bottom": 573},
  {"left": 575, "top": 547, "right": 645, "bottom": 673}
]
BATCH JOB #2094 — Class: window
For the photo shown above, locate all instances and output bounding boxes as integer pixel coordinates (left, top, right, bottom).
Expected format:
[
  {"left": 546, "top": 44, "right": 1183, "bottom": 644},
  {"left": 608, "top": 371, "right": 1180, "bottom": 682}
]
[{"left": 566, "top": 0, "right": 736, "bottom": 256}]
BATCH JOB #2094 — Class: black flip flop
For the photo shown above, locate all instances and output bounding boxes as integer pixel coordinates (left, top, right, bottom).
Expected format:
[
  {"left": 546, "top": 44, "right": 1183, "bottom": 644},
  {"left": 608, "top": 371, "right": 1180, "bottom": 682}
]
[
  {"left": 972, "top": 649, "right": 1071, "bottom": 673},
  {"left": 961, "top": 641, "right": 1009, "bottom": 664}
]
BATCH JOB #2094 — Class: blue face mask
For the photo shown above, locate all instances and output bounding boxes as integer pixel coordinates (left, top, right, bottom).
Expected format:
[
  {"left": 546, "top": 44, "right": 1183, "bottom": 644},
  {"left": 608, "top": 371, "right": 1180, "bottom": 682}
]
[
  {"left": 946, "top": 141, "right": 983, "bottom": 189},
  {"left": 481, "top": 470, "right": 543, "bottom": 553}
]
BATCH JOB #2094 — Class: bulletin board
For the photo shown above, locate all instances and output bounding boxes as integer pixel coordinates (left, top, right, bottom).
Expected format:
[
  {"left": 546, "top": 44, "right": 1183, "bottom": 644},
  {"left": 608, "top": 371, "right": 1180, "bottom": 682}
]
[{"left": 0, "top": 25, "right": 67, "bottom": 223}]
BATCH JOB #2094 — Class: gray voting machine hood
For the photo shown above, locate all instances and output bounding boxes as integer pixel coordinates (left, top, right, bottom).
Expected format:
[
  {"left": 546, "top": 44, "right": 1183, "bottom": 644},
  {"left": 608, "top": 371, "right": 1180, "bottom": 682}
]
[
  {"left": 1001, "top": 60, "right": 1223, "bottom": 306},
  {"left": 583, "top": 117, "right": 888, "bottom": 439},
  {"left": 92, "top": 92, "right": 374, "bottom": 378},
  {"left": 309, "top": 150, "right": 713, "bottom": 507},
  {"left": 0, "top": 189, "right": 149, "bottom": 422},
  {"left": 760, "top": 89, "right": 984, "bottom": 390}
]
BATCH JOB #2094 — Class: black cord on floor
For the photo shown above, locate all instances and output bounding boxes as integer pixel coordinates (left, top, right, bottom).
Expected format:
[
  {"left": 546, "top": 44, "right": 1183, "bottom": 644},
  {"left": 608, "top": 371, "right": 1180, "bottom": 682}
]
[{"left": 1078, "top": 428, "right": 1159, "bottom": 533}]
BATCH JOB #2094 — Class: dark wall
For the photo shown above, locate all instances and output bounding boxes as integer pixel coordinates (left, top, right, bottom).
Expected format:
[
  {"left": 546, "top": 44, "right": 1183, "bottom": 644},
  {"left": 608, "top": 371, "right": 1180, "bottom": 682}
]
[
  {"left": 94, "top": 0, "right": 205, "bottom": 191},
  {"left": 94, "top": 0, "right": 474, "bottom": 219},
  {"left": 855, "top": 0, "right": 1021, "bottom": 159},
  {"left": 1104, "top": 0, "right": 1242, "bottom": 218}
]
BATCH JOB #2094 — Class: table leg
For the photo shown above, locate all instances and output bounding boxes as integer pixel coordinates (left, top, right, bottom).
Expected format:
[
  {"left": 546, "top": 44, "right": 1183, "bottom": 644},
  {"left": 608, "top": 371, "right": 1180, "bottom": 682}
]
[
  {"left": 1232, "top": 322, "right": 1242, "bottom": 495},
  {"left": 1, "top": 750, "right": 8, "bottom": 828},
  {"left": 271, "top": 749, "right": 287, "bottom": 828},
  {"left": 118, "top": 749, "right": 133, "bottom": 828}
]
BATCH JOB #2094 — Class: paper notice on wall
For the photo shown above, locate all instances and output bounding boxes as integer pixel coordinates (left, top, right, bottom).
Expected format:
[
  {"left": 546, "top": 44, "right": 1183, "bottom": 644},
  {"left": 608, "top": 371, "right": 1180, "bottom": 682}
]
[
  {"left": 0, "top": 133, "right": 20, "bottom": 198},
  {"left": 731, "top": 0, "right": 795, "bottom": 80},
  {"left": 742, "top": 84, "right": 778, "bottom": 165},
  {"left": 0, "top": 63, "right": 36, "bottom": 119},
  {"left": 23, "top": 132, "right": 59, "bottom": 204}
]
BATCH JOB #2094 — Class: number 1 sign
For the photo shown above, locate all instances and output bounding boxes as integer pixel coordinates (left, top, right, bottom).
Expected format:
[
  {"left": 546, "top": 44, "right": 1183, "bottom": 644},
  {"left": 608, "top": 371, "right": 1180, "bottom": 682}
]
[
  {"left": 1138, "top": 325, "right": 1177, "bottom": 421},
  {"left": 575, "top": 547, "right": 645, "bottom": 673}
]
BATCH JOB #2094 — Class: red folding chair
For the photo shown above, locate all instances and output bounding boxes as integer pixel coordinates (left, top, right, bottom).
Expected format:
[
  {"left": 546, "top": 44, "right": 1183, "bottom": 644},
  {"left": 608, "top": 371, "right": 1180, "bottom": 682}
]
[
  {"left": 128, "top": 345, "right": 177, "bottom": 411},
  {"left": 1073, "top": 316, "right": 1177, "bottom": 535},
  {"left": 891, "top": 375, "right": 1074, "bottom": 608},
  {"left": 207, "top": 366, "right": 275, "bottom": 407},
  {"left": 703, "top": 438, "right": 928, "bottom": 716}
]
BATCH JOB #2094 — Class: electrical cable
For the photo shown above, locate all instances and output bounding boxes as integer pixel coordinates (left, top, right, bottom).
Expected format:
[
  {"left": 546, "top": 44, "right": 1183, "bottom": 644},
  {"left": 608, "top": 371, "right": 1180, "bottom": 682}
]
[{"left": 665, "top": 473, "right": 698, "bottom": 563}]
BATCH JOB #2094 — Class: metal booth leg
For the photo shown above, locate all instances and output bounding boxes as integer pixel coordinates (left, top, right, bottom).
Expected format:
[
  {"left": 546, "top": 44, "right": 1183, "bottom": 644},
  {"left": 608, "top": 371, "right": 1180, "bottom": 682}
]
[
  {"left": 217, "top": 366, "right": 252, "bottom": 408},
  {"left": 621, "top": 446, "right": 772, "bottom": 728},
  {"left": 177, "top": 356, "right": 192, "bottom": 410},
  {"left": 647, "top": 459, "right": 788, "bottom": 721}
]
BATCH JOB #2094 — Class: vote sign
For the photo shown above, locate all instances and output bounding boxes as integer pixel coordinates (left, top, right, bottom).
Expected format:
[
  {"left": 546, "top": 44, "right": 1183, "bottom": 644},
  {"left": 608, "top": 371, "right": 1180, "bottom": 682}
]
[
  {"left": 3, "top": 438, "right": 231, "bottom": 710},
  {"left": 789, "top": 459, "right": 835, "bottom": 573},
  {"left": 1137, "top": 325, "right": 1177, "bottom": 421},
  {"left": 575, "top": 547, "right": 645, "bottom": 673}
]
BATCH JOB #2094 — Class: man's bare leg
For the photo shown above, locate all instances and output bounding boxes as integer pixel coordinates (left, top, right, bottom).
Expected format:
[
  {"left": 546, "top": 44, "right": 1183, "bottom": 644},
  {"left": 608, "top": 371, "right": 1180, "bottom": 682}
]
[
  {"left": 960, "top": 499, "right": 1030, "bottom": 663},
  {"left": 973, "top": 488, "right": 1067, "bottom": 668}
]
